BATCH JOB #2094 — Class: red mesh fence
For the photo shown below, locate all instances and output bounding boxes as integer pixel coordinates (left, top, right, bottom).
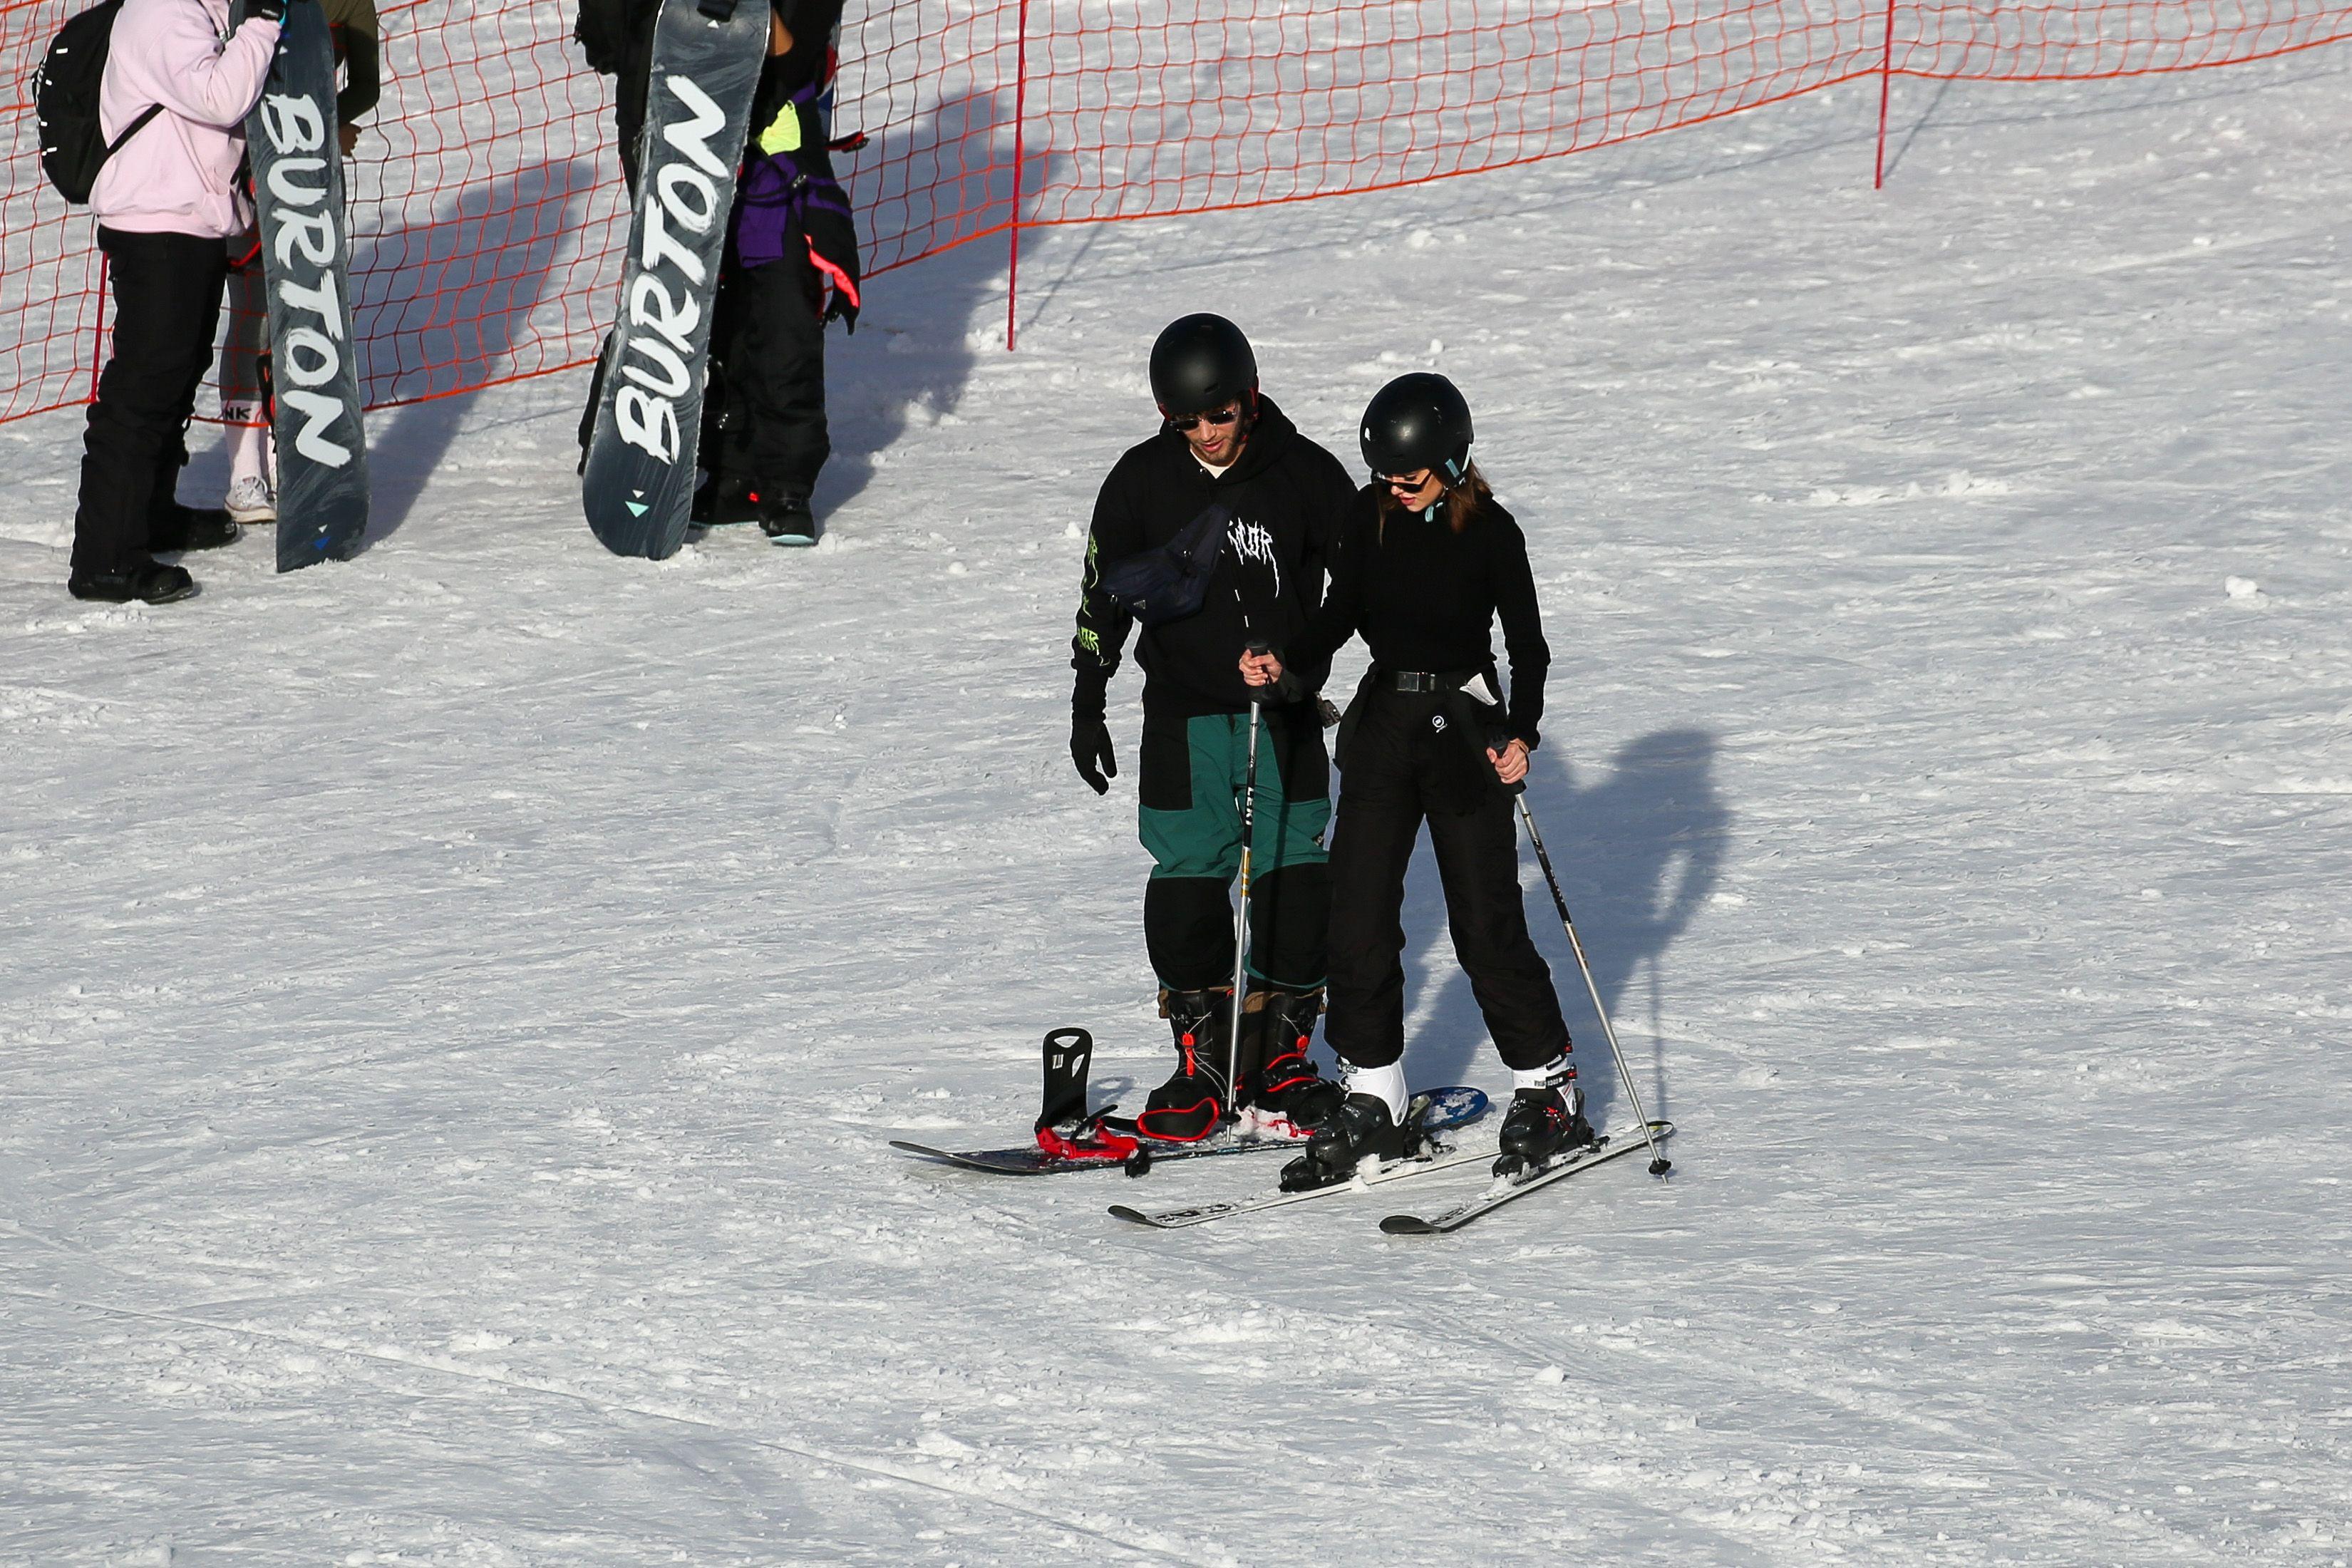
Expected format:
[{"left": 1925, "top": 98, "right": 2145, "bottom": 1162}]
[{"left": 5, "top": 0, "right": 2349, "bottom": 426}]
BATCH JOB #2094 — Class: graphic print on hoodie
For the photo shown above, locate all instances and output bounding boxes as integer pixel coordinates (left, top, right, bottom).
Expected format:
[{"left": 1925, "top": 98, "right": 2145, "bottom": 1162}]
[{"left": 1072, "top": 395, "right": 1359, "bottom": 719}]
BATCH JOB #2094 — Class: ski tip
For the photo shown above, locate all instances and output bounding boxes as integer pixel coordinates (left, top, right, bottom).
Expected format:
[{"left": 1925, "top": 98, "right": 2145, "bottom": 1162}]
[
  {"left": 1378, "top": 1214, "right": 1439, "bottom": 1236},
  {"left": 1106, "top": 1204, "right": 1153, "bottom": 1226}
]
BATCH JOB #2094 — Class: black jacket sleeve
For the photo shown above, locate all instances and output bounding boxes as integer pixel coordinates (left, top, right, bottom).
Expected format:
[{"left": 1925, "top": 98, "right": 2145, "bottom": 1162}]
[
  {"left": 1493, "top": 515, "right": 1551, "bottom": 749},
  {"left": 574, "top": 0, "right": 638, "bottom": 74},
  {"left": 1071, "top": 463, "right": 1143, "bottom": 719},
  {"left": 335, "top": 29, "right": 379, "bottom": 125},
  {"left": 1281, "top": 450, "right": 1356, "bottom": 695},
  {"left": 1287, "top": 494, "right": 1370, "bottom": 683}
]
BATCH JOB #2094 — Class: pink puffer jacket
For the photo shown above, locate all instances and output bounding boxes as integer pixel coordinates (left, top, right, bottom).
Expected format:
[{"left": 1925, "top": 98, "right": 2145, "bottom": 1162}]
[{"left": 91, "top": 0, "right": 279, "bottom": 239}]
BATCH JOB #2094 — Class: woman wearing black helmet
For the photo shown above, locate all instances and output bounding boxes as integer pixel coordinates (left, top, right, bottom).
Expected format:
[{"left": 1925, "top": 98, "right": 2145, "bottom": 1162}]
[{"left": 1241, "top": 372, "right": 1589, "bottom": 1187}]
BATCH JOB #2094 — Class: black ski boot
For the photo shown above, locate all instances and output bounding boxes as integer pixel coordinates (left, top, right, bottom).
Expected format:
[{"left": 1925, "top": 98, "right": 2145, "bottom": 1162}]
[
  {"left": 1492, "top": 1073, "right": 1594, "bottom": 1180},
  {"left": 1136, "top": 988, "right": 1231, "bottom": 1143},
  {"left": 1279, "top": 1093, "right": 1413, "bottom": 1192},
  {"left": 1238, "top": 986, "right": 1342, "bottom": 1137}
]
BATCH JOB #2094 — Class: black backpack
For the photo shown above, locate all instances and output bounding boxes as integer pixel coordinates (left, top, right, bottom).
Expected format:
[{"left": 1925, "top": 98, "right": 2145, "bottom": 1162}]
[{"left": 32, "top": 0, "right": 163, "bottom": 204}]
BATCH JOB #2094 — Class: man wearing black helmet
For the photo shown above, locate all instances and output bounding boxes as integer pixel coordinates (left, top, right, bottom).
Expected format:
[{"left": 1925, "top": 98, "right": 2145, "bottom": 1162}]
[
  {"left": 1241, "top": 373, "right": 1590, "bottom": 1189},
  {"left": 1068, "top": 314, "right": 1358, "bottom": 1143}
]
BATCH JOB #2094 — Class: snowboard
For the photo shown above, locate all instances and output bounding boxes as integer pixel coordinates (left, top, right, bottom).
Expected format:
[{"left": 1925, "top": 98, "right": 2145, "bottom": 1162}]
[
  {"left": 580, "top": 0, "right": 767, "bottom": 559},
  {"left": 241, "top": 0, "right": 368, "bottom": 570},
  {"left": 892, "top": 1086, "right": 1490, "bottom": 1177}
]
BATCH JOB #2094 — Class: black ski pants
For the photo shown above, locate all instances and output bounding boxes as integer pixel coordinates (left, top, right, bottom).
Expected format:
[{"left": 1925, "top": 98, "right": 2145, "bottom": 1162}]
[
  {"left": 73, "top": 229, "right": 230, "bottom": 574},
  {"left": 1324, "top": 688, "right": 1571, "bottom": 1072},
  {"left": 703, "top": 249, "right": 830, "bottom": 502}
]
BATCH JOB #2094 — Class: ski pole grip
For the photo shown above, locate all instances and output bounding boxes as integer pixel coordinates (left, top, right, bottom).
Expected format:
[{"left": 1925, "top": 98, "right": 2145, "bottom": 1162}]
[
  {"left": 1488, "top": 727, "right": 1528, "bottom": 797},
  {"left": 1244, "top": 641, "right": 1281, "bottom": 706}
]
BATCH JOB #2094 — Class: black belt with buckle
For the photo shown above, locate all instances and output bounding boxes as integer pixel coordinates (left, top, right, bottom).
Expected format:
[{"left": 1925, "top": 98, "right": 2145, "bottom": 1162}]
[{"left": 1388, "top": 669, "right": 1472, "bottom": 694}]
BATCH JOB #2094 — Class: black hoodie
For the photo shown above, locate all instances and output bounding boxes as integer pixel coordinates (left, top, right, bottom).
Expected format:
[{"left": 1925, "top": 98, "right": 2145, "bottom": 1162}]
[{"left": 1071, "top": 396, "right": 1357, "bottom": 722}]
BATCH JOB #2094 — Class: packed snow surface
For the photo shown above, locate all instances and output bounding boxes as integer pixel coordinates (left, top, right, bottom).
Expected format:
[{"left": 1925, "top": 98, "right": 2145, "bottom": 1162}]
[{"left": 4, "top": 56, "right": 2351, "bottom": 1568}]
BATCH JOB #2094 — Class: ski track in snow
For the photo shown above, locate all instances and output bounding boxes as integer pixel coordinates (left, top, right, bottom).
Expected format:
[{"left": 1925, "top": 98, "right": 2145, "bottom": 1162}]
[{"left": 5, "top": 59, "right": 2352, "bottom": 1567}]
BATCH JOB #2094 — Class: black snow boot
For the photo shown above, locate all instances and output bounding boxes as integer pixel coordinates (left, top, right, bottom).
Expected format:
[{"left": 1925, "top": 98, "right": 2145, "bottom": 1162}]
[
  {"left": 1137, "top": 988, "right": 1231, "bottom": 1143},
  {"left": 68, "top": 560, "right": 196, "bottom": 604},
  {"left": 693, "top": 473, "right": 761, "bottom": 526},
  {"left": 759, "top": 492, "right": 819, "bottom": 547},
  {"left": 1493, "top": 1076, "right": 1595, "bottom": 1180},
  {"left": 1279, "top": 1092, "right": 1413, "bottom": 1192},
  {"left": 150, "top": 503, "right": 240, "bottom": 552},
  {"left": 1238, "top": 986, "right": 1342, "bottom": 1135}
]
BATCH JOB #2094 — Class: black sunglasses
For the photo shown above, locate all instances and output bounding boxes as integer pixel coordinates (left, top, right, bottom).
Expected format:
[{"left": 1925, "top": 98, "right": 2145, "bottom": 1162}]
[{"left": 1167, "top": 403, "right": 1243, "bottom": 432}]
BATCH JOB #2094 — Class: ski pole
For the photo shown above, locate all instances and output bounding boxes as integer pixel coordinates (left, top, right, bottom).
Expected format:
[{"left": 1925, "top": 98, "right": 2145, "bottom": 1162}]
[
  {"left": 1497, "top": 751, "right": 1671, "bottom": 1176},
  {"left": 1225, "top": 645, "right": 1271, "bottom": 1119}
]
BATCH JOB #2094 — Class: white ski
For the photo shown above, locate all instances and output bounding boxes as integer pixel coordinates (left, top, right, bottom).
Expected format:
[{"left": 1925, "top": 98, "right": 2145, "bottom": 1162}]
[
  {"left": 1106, "top": 1140, "right": 1489, "bottom": 1229},
  {"left": 1379, "top": 1120, "right": 1676, "bottom": 1235}
]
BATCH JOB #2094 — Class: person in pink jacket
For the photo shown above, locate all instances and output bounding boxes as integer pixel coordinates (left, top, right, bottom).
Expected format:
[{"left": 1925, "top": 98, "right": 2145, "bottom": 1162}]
[{"left": 69, "top": 0, "right": 283, "bottom": 604}]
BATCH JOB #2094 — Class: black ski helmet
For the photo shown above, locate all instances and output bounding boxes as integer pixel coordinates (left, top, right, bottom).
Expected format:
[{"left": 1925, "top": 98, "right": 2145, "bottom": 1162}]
[
  {"left": 1149, "top": 314, "right": 1258, "bottom": 416},
  {"left": 1360, "top": 373, "right": 1475, "bottom": 481}
]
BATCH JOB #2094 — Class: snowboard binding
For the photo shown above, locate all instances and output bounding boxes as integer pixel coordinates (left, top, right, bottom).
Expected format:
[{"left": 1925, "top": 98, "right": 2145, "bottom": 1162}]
[{"left": 1032, "top": 1028, "right": 1148, "bottom": 1173}]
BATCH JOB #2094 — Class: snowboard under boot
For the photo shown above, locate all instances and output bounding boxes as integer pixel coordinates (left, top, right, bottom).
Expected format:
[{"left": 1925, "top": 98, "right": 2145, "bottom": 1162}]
[
  {"left": 1136, "top": 987, "right": 1232, "bottom": 1143},
  {"left": 1237, "top": 986, "right": 1342, "bottom": 1137},
  {"left": 1279, "top": 1092, "right": 1413, "bottom": 1192},
  {"left": 1492, "top": 1077, "right": 1595, "bottom": 1180}
]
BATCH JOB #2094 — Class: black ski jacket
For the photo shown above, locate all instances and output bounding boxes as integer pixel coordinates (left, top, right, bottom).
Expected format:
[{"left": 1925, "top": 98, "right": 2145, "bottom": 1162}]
[
  {"left": 1071, "top": 396, "right": 1357, "bottom": 723},
  {"left": 575, "top": 0, "right": 843, "bottom": 194}
]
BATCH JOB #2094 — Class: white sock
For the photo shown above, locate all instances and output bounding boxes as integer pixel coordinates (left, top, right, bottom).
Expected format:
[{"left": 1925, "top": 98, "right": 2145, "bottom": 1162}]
[{"left": 1346, "top": 1061, "right": 1408, "bottom": 1124}]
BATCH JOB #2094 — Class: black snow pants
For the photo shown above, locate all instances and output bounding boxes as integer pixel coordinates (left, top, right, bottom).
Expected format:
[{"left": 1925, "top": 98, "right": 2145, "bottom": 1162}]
[
  {"left": 1323, "top": 686, "right": 1572, "bottom": 1072},
  {"left": 73, "top": 229, "right": 230, "bottom": 575},
  {"left": 703, "top": 249, "right": 830, "bottom": 503}
]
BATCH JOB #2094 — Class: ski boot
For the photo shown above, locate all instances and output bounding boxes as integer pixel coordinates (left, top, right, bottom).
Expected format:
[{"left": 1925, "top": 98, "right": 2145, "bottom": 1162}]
[
  {"left": 1279, "top": 1092, "right": 1415, "bottom": 1192},
  {"left": 1135, "top": 988, "right": 1232, "bottom": 1143},
  {"left": 1234, "top": 986, "right": 1342, "bottom": 1139},
  {"left": 1492, "top": 1068, "right": 1595, "bottom": 1181}
]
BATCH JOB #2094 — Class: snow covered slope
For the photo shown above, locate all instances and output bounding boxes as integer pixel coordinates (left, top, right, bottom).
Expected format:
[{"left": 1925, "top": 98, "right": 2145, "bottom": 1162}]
[{"left": 4, "top": 57, "right": 2348, "bottom": 1567}]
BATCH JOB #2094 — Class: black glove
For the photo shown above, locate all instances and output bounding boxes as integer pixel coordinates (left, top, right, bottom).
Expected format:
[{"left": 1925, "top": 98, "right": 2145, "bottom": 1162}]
[
  {"left": 247, "top": 0, "right": 287, "bottom": 22},
  {"left": 1244, "top": 644, "right": 1304, "bottom": 705},
  {"left": 804, "top": 202, "right": 862, "bottom": 336},
  {"left": 1071, "top": 718, "right": 1115, "bottom": 795},
  {"left": 1255, "top": 666, "right": 1305, "bottom": 705}
]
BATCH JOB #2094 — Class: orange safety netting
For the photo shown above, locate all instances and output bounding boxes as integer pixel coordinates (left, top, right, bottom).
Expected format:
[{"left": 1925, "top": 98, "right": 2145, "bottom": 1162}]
[{"left": 4, "top": 0, "right": 2348, "bottom": 425}]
